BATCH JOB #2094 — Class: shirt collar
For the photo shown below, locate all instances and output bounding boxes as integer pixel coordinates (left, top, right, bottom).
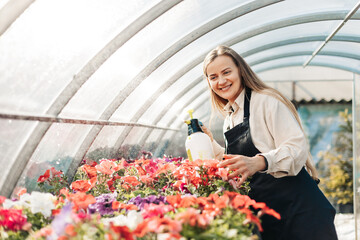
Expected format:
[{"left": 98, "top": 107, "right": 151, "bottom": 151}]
[{"left": 223, "top": 88, "right": 245, "bottom": 113}]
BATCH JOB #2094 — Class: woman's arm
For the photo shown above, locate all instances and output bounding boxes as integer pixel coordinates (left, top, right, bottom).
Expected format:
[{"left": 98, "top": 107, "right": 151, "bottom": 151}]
[
  {"left": 259, "top": 96, "right": 308, "bottom": 177},
  {"left": 202, "top": 126, "right": 224, "bottom": 160}
]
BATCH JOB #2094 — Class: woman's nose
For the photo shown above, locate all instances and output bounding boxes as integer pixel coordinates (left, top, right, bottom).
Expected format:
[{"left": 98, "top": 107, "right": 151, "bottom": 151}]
[{"left": 218, "top": 76, "right": 227, "bottom": 85}]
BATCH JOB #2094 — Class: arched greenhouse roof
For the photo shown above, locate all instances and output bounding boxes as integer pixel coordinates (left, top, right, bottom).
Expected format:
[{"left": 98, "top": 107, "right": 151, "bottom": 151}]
[{"left": 0, "top": 0, "right": 359, "bottom": 207}]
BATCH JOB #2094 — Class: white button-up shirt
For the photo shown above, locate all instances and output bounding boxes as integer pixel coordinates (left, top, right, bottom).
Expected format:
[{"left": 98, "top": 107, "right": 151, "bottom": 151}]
[{"left": 211, "top": 89, "right": 308, "bottom": 178}]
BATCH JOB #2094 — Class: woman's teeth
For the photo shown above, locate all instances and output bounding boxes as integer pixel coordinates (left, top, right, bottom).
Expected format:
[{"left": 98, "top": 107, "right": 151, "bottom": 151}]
[{"left": 221, "top": 84, "right": 231, "bottom": 91}]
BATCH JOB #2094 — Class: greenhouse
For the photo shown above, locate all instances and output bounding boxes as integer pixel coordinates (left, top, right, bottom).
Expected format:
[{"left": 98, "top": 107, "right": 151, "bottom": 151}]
[{"left": 0, "top": 0, "right": 360, "bottom": 239}]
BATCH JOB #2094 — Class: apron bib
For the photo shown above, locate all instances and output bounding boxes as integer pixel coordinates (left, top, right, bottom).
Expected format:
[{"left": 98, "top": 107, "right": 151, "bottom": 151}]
[{"left": 224, "top": 87, "right": 337, "bottom": 240}]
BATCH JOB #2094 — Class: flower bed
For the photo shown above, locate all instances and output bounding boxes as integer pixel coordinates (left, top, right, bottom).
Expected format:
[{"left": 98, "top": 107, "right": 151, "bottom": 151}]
[{"left": 0, "top": 155, "right": 280, "bottom": 239}]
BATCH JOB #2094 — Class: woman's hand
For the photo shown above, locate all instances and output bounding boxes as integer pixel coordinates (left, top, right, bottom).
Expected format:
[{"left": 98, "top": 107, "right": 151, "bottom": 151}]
[
  {"left": 217, "top": 154, "right": 266, "bottom": 185},
  {"left": 201, "top": 125, "right": 214, "bottom": 142}
]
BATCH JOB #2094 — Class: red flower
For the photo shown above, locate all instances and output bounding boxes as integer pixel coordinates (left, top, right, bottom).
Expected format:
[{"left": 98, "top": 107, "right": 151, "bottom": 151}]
[
  {"left": 175, "top": 207, "right": 210, "bottom": 228},
  {"left": 37, "top": 169, "right": 50, "bottom": 183},
  {"left": 65, "top": 224, "right": 77, "bottom": 237},
  {"left": 110, "top": 223, "right": 134, "bottom": 240},
  {"left": 69, "top": 192, "right": 96, "bottom": 211},
  {"left": 133, "top": 216, "right": 182, "bottom": 238},
  {"left": 50, "top": 167, "right": 63, "bottom": 178},
  {"left": 0, "top": 196, "right": 6, "bottom": 205},
  {"left": 96, "top": 160, "right": 121, "bottom": 175},
  {"left": 112, "top": 201, "right": 138, "bottom": 211},
  {"left": 142, "top": 203, "right": 173, "bottom": 219},
  {"left": 0, "top": 208, "right": 30, "bottom": 231},
  {"left": 16, "top": 188, "right": 27, "bottom": 197},
  {"left": 70, "top": 180, "right": 92, "bottom": 192},
  {"left": 82, "top": 164, "right": 97, "bottom": 179}
]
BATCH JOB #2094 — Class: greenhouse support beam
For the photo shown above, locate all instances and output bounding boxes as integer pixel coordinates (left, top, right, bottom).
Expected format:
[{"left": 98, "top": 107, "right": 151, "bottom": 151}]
[
  {"left": 254, "top": 62, "right": 360, "bottom": 75},
  {"left": 264, "top": 79, "right": 353, "bottom": 83},
  {"left": 353, "top": 73, "right": 360, "bottom": 240},
  {"left": 0, "top": 112, "right": 179, "bottom": 131},
  {"left": 0, "top": 0, "right": 182, "bottom": 198},
  {"left": 0, "top": 0, "right": 35, "bottom": 36},
  {"left": 303, "top": 1, "right": 360, "bottom": 67},
  {"left": 249, "top": 51, "right": 360, "bottom": 66},
  {"left": 241, "top": 35, "right": 360, "bottom": 58}
]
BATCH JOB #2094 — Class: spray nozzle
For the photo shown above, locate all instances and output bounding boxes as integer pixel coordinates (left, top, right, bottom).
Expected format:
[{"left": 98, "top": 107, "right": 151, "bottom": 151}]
[{"left": 187, "top": 109, "right": 194, "bottom": 119}]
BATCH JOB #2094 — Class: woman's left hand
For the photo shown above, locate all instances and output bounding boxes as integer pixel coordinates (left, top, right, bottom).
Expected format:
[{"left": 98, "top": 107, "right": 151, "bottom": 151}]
[{"left": 217, "top": 154, "right": 266, "bottom": 185}]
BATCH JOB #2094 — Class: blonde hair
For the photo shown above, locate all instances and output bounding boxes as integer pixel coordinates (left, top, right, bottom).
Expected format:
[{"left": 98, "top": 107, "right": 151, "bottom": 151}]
[{"left": 203, "top": 45, "right": 318, "bottom": 179}]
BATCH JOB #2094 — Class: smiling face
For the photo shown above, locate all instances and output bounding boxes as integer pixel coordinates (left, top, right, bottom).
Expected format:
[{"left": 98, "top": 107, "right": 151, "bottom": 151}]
[{"left": 206, "top": 55, "right": 242, "bottom": 104}]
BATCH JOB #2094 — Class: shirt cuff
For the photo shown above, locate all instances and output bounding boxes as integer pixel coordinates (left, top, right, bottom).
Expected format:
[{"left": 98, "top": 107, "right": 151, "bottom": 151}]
[{"left": 258, "top": 151, "right": 289, "bottom": 177}]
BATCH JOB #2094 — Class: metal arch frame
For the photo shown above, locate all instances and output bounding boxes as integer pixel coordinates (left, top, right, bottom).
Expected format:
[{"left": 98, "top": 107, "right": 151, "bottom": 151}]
[
  {"left": 0, "top": 0, "right": 35, "bottom": 36},
  {"left": 0, "top": 0, "right": 182, "bottom": 197},
  {"left": 253, "top": 61, "right": 360, "bottom": 75},
  {"left": 241, "top": 35, "right": 360, "bottom": 58},
  {"left": 248, "top": 51, "right": 360, "bottom": 66},
  {"left": 63, "top": 0, "right": 282, "bottom": 181},
  {"left": 118, "top": 11, "right": 360, "bottom": 151},
  {"left": 139, "top": 34, "right": 360, "bottom": 146}
]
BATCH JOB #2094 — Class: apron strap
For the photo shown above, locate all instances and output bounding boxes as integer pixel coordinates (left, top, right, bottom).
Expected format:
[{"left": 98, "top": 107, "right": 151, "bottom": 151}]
[{"left": 244, "top": 87, "right": 252, "bottom": 120}]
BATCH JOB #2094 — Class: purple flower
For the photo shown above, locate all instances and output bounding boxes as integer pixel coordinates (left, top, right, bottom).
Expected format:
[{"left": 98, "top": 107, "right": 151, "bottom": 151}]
[
  {"left": 127, "top": 195, "right": 167, "bottom": 210},
  {"left": 88, "top": 193, "right": 117, "bottom": 216},
  {"left": 49, "top": 201, "right": 72, "bottom": 239}
]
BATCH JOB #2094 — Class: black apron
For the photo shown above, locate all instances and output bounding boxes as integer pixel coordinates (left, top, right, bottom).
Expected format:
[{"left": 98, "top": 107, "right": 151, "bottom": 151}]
[{"left": 224, "top": 87, "right": 338, "bottom": 240}]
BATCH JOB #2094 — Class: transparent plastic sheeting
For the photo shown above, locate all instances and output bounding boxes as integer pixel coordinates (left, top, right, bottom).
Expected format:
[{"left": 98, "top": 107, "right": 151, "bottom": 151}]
[
  {"left": 0, "top": 0, "right": 160, "bottom": 115},
  {"left": 354, "top": 74, "right": 360, "bottom": 239},
  {"left": 0, "top": 0, "right": 359, "bottom": 199}
]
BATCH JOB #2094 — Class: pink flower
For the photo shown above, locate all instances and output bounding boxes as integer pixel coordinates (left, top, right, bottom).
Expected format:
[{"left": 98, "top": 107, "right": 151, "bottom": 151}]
[
  {"left": 142, "top": 203, "right": 173, "bottom": 219},
  {"left": 95, "top": 160, "right": 120, "bottom": 175},
  {"left": 0, "top": 208, "right": 30, "bottom": 231}
]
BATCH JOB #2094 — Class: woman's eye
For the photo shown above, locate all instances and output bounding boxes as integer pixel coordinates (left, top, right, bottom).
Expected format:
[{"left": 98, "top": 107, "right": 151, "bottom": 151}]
[
  {"left": 210, "top": 76, "right": 217, "bottom": 80},
  {"left": 224, "top": 71, "right": 230, "bottom": 75}
]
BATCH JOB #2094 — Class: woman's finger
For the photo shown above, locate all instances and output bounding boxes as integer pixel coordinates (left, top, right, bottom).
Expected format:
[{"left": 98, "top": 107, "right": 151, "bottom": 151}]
[
  {"left": 223, "top": 154, "right": 235, "bottom": 159},
  {"left": 228, "top": 169, "right": 242, "bottom": 179},
  {"left": 217, "top": 158, "right": 238, "bottom": 168},
  {"left": 237, "top": 172, "right": 249, "bottom": 185},
  {"left": 227, "top": 162, "right": 245, "bottom": 171}
]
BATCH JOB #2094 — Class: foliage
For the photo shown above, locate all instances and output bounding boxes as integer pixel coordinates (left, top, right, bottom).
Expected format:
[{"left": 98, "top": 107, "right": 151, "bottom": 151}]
[
  {"left": 319, "top": 109, "right": 353, "bottom": 205},
  {"left": 0, "top": 154, "right": 280, "bottom": 239}
]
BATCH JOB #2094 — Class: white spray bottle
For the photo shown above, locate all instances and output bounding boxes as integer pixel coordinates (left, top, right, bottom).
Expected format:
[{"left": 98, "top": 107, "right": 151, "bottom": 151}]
[{"left": 184, "top": 109, "right": 215, "bottom": 161}]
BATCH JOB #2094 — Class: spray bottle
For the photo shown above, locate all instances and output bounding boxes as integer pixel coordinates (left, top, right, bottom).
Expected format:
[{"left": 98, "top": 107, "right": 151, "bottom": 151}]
[{"left": 184, "top": 109, "right": 215, "bottom": 161}]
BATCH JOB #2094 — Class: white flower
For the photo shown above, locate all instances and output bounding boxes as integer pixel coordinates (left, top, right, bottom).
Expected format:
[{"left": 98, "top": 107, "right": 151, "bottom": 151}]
[
  {"left": 102, "top": 215, "right": 127, "bottom": 227},
  {"left": 2, "top": 193, "right": 31, "bottom": 209},
  {"left": 29, "top": 191, "right": 56, "bottom": 217},
  {"left": 126, "top": 210, "right": 143, "bottom": 230},
  {"left": 101, "top": 210, "right": 143, "bottom": 230}
]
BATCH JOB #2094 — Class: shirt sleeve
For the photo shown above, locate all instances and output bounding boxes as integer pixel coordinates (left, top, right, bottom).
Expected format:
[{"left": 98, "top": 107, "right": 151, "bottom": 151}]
[
  {"left": 260, "top": 97, "right": 308, "bottom": 178},
  {"left": 211, "top": 139, "right": 225, "bottom": 161}
]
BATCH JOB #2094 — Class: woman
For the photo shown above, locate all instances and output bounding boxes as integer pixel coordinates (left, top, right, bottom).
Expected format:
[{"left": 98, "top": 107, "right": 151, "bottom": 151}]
[{"left": 202, "top": 45, "right": 337, "bottom": 240}]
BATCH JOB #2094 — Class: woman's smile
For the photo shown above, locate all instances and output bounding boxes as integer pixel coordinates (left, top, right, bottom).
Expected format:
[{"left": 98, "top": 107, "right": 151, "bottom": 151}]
[
  {"left": 220, "top": 84, "right": 232, "bottom": 91},
  {"left": 206, "top": 55, "right": 242, "bottom": 103}
]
